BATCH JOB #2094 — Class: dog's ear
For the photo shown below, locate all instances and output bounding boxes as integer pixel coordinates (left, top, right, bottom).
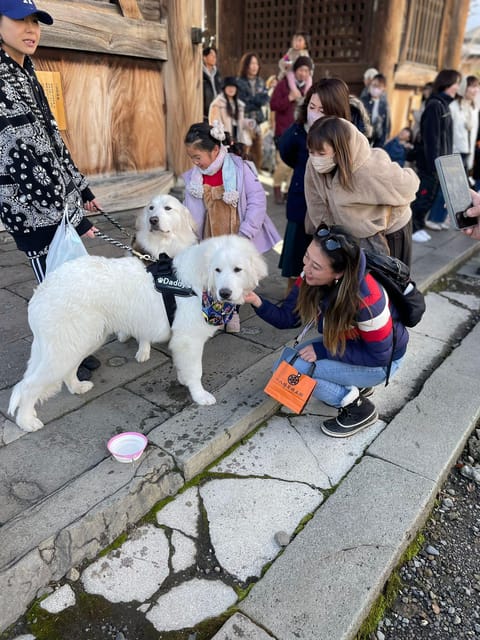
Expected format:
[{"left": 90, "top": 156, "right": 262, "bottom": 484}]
[
  {"left": 179, "top": 203, "right": 199, "bottom": 238},
  {"left": 248, "top": 249, "right": 268, "bottom": 287}
]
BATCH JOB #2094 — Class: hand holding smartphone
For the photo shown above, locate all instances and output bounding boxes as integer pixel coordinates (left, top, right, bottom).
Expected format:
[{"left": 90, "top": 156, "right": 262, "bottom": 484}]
[{"left": 434, "top": 154, "right": 477, "bottom": 229}]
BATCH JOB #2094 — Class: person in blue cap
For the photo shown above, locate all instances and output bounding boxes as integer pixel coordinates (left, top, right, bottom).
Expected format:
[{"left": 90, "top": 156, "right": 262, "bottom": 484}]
[{"left": 0, "top": 0, "right": 102, "bottom": 379}]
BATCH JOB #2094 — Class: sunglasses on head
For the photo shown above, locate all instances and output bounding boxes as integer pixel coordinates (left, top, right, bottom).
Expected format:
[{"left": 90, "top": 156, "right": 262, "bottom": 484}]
[{"left": 314, "top": 225, "right": 353, "bottom": 253}]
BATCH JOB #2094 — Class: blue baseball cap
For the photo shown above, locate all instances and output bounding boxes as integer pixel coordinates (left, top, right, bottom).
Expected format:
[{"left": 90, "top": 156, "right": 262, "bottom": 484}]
[{"left": 0, "top": 0, "right": 53, "bottom": 25}]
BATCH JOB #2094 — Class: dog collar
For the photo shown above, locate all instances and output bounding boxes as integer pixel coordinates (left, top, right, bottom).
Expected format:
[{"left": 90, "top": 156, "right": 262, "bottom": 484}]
[{"left": 201, "top": 291, "right": 236, "bottom": 325}]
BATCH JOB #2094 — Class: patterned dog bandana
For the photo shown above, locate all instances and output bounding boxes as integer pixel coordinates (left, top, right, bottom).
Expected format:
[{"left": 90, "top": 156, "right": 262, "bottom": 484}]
[{"left": 201, "top": 291, "right": 236, "bottom": 325}]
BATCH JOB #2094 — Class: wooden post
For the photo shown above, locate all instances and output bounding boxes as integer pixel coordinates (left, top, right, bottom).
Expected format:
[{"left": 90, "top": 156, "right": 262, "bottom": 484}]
[
  {"left": 441, "top": 0, "right": 470, "bottom": 69},
  {"left": 217, "top": 0, "right": 245, "bottom": 77},
  {"left": 374, "top": 0, "right": 407, "bottom": 99},
  {"left": 164, "top": 0, "right": 203, "bottom": 177}
]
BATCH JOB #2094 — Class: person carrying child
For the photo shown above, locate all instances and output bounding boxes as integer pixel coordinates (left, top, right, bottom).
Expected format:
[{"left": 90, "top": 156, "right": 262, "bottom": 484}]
[{"left": 278, "top": 32, "right": 313, "bottom": 100}]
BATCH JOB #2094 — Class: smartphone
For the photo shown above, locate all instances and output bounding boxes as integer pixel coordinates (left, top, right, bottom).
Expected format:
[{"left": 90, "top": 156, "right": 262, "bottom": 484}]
[{"left": 435, "top": 154, "right": 477, "bottom": 229}]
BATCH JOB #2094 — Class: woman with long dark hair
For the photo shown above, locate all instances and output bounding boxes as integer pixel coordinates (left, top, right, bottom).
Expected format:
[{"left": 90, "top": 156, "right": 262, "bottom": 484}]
[
  {"left": 236, "top": 52, "right": 269, "bottom": 169},
  {"left": 245, "top": 225, "right": 409, "bottom": 437}
]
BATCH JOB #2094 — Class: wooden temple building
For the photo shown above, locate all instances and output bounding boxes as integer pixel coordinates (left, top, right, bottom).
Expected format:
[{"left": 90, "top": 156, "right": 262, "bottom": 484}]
[{"left": 32, "top": 0, "right": 470, "bottom": 212}]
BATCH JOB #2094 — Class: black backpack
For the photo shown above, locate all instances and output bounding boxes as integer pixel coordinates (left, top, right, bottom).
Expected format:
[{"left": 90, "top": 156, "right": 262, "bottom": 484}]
[
  {"left": 365, "top": 252, "right": 426, "bottom": 386},
  {"left": 365, "top": 252, "right": 426, "bottom": 327}
]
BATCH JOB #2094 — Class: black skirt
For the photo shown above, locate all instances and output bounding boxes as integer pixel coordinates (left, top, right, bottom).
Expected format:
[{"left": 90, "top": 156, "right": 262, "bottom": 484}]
[{"left": 278, "top": 220, "right": 312, "bottom": 278}]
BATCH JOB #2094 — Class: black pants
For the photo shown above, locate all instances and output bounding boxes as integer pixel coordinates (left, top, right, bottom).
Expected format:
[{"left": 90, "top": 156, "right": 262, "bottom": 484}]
[{"left": 26, "top": 251, "right": 48, "bottom": 283}]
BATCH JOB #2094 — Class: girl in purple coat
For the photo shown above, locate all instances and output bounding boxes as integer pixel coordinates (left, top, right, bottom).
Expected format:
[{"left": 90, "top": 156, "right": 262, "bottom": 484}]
[{"left": 183, "top": 121, "right": 280, "bottom": 331}]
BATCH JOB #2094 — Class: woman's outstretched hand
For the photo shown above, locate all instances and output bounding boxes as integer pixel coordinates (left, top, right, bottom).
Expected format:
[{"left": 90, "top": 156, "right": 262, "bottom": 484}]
[{"left": 244, "top": 291, "right": 262, "bottom": 307}]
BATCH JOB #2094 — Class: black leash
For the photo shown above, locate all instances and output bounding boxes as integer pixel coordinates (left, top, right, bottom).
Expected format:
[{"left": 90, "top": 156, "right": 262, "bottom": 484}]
[
  {"left": 96, "top": 208, "right": 130, "bottom": 237},
  {"left": 93, "top": 230, "right": 155, "bottom": 263}
]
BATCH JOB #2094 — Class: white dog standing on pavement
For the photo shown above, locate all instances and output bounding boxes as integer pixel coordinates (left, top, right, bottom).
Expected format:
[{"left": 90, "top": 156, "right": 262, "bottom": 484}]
[{"left": 8, "top": 235, "right": 268, "bottom": 432}]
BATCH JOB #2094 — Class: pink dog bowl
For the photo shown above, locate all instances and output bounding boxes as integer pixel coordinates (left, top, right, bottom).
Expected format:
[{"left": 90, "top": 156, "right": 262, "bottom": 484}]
[{"left": 107, "top": 432, "right": 148, "bottom": 463}]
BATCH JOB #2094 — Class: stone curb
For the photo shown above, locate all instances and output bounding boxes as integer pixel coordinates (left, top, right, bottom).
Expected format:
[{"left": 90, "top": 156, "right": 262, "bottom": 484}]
[{"left": 236, "top": 323, "right": 480, "bottom": 640}]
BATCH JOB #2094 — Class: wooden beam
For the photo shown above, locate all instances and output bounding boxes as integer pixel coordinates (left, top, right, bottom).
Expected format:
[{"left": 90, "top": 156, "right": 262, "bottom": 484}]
[
  {"left": 164, "top": 0, "right": 203, "bottom": 177},
  {"left": 117, "top": 0, "right": 142, "bottom": 20},
  {"left": 38, "top": 0, "right": 167, "bottom": 60}
]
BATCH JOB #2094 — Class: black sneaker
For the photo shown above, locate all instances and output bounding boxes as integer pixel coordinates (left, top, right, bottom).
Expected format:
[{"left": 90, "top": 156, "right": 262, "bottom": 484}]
[
  {"left": 81, "top": 355, "right": 101, "bottom": 370},
  {"left": 321, "top": 396, "right": 378, "bottom": 438},
  {"left": 359, "top": 386, "right": 374, "bottom": 398},
  {"left": 77, "top": 365, "right": 92, "bottom": 381}
]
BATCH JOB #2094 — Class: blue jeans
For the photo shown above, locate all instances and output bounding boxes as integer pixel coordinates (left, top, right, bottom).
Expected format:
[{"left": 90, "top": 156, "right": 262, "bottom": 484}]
[
  {"left": 275, "top": 340, "right": 404, "bottom": 408},
  {"left": 428, "top": 189, "right": 447, "bottom": 224}
]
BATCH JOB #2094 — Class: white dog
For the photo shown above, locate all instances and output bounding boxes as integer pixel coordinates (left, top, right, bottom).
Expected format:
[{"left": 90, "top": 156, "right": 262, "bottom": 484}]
[
  {"left": 9, "top": 235, "right": 268, "bottom": 432},
  {"left": 116, "top": 193, "right": 198, "bottom": 346},
  {"left": 131, "top": 193, "right": 198, "bottom": 261}
]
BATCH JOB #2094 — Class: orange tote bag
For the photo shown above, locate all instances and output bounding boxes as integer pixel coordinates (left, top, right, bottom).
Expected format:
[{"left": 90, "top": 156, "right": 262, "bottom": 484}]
[{"left": 264, "top": 352, "right": 316, "bottom": 414}]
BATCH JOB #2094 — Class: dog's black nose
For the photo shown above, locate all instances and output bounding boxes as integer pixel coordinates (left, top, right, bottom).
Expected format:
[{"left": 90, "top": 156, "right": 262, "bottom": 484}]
[
  {"left": 149, "top": 216, "right": 159, "bottom": 227},
  {"left": 219, "top": 288, "right": 232, "bottom": 300}
]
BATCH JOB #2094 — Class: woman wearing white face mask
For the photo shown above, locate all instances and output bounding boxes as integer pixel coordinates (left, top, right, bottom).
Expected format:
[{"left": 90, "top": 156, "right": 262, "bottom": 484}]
[
  {"left": 360, "top": 73, "right": 391, "bottom": 148},
  {"left": 304, "top": 116, "right": 419, "bottom": 265},
  {"left": 277, "top": 78, "right": 371, "bottom": 293}
]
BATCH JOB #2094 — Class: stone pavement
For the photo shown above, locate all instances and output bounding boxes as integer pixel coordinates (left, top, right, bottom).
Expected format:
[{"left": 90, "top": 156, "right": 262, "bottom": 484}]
[{"left": 0, "top": 174, "right": 479, "bottom": 639}]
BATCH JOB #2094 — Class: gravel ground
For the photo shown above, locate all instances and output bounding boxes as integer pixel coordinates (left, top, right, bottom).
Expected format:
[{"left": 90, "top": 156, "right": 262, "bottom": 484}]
[{"left": 371, "top": 427, "right": 480, "bottom": 640}]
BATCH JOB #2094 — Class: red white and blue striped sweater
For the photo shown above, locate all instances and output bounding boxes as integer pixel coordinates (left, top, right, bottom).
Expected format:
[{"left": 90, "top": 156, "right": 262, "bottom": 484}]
[{"left": 253, "top": 251, "right": 408, "bottom": 367}]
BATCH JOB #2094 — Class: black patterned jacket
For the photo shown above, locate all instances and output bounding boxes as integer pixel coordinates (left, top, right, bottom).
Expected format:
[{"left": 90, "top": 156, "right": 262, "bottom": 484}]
[{"left": 0, "top": 49, "right": 93, "bottom": 253}]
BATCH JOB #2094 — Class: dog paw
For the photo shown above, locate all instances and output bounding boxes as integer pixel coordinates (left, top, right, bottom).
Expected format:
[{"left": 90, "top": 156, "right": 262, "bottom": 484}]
[
  {"left": 191, "top": 390, "right": 217, "bottom": 405},
  {"left": 135, "top": 345, "right": 151, "bottom": 362},
  {"left": 117, "top": 332, "right": 130, "bottom": 343},
  {"left": 17, "top": 416, "right": 44, "bottom": 432},
  {"left": 69, "top": 380, "right": 94, "bottom": 395}
]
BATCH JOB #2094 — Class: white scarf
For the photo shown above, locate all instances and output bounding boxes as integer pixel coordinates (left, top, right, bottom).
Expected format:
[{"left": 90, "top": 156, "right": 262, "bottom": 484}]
[{"left": 187, "top": 146, "right": 239, "bottom": 206}]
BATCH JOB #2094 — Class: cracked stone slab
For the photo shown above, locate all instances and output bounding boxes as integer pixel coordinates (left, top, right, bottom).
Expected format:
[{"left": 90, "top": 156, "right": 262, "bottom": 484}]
[
  {"left": 212, "top": 416, "right": 384, "bottom": 488},
  {"left": 440, "top": 290, "right": 480, "bottom": 311},
  {"left": 146, "top": 578, "right": 237, "bottom": 632},
  {"left": 82, "top": 524, "right": 170, "bottom": 602},
  {"left": 368, "top": 324, "right": 480, "bottom": 482},
  {"left": 0, "top": 337, "right": 32, "bottom": 391},
  {"left": 0, "top": 415, "right": 25, "bottom": 446},
  {"left": 0, "top": 388, "right": 169, "bottom": 524},
  {"left": 147, "top": 351, "right": 280, "bottom": 480},
  {"left": 171, "top": 530, "right": 196, "bottom": 573},
  {"left": 240, "top": 457, "right": 435, "bottom": 640},
  {"left": 0, "top": 548, "right": 51, "bottom": 632},
  {"left": 200, "top": 477, "right": 323, "bottom": 581},
  {"left": 40, "top": 584, "right": 76, "bottom": 613},
  {"left": 410, "top": 291, "right": 471, "bottom": 342},
  {"left": 156, "top": 486, "right": 200, "bottom": 538},
  {"left": 126, "top": 334, "right": 271, "bottom": 413},
  {"left": 211, "top": 612, "right": 276, "bottom": 639},
  {"left": 0, "top": 447, "right": 181, "bottom": 574}
]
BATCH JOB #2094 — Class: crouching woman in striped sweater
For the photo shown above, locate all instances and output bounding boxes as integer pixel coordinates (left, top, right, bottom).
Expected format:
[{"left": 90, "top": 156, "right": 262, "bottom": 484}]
[{"left": 244, "top": 224, "right": 408, "bottom": 437}]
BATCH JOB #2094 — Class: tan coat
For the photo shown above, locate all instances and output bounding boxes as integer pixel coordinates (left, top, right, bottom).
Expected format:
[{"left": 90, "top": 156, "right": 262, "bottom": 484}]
[
  {"left": 304, "top": 119, "right": 419, "bottom": 238},
  {"left": 208, "top": 94, "right": 252, "bottom": 146}
]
